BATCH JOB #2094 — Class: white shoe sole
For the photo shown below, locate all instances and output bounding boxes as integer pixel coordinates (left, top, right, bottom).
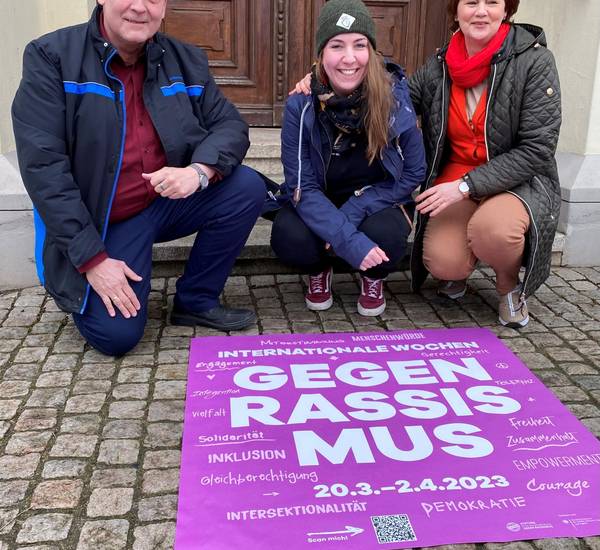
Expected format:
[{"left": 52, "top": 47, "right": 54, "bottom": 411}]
[
  {"left": 357, "top": 300, "right": 386, "bottom": 317},
  {"left": 498, "top": 315, "right": 529, "bottom": 328},
  {"left": 305, "top": 296, "right": 333, "bottom": 311},
  {"left": 437, "top": 287, "right": 467, "bottom": 300}
]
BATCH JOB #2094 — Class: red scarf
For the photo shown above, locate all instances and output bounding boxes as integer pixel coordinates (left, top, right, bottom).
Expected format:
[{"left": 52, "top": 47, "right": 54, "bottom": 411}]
[{"left": 446, "top": 23, "right": 511, "bottom": 88}]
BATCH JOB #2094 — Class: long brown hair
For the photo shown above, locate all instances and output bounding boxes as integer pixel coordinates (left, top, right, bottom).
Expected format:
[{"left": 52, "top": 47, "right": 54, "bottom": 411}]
[{"left": 316, "top": 43, "right": 392, "bottom": 164}]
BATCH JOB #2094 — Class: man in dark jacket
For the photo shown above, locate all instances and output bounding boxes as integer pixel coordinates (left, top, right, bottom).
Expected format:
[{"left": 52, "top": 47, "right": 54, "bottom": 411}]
[{"left": 12, "top": 0, "right": 265, "bottom": 356}]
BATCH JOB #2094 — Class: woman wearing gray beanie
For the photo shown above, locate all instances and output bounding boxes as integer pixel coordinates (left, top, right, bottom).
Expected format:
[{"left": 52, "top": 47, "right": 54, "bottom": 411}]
[{"left": 271, "top": 0, "right": 426, "bottom": 316}]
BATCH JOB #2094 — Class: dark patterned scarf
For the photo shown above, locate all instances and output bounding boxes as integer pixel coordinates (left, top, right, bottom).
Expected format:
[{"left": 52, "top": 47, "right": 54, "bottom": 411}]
[{"left": 310, "top": 65, "right": 364, "bottom": 133}]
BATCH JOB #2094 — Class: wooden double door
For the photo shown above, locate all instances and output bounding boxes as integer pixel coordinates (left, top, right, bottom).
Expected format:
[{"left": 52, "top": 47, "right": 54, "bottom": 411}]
[{"left": 163, "top": 0, "right": 450, "bottom": 126}]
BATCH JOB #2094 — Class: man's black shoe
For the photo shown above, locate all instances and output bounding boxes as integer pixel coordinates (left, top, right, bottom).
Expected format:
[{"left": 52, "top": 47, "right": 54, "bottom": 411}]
[{"left": 170, "top": 304, "right": 256, "bottom": 331}]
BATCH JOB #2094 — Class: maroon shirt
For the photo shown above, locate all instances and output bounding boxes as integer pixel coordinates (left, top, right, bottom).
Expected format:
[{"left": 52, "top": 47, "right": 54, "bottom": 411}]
[{"left": 79, "top": 15, "right": 167, "bottom": 273}]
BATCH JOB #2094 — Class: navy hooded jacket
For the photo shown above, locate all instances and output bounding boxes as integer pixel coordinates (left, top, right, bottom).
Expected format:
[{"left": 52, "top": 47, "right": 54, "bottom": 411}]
[{"left": 280, "top": 63, "right": 426, "bottom": 268}]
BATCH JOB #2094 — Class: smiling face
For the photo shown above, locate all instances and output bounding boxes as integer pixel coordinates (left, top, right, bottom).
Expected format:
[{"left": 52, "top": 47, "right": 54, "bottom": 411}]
[
  {"left": 98, "top": 0, "right": 166, "bottom": 59},
  {"left": 321, "top": 33, "right": 370, "bottom": 96},
  {"left": 456, "top": 0, "right": 507, "bottom": 55}
]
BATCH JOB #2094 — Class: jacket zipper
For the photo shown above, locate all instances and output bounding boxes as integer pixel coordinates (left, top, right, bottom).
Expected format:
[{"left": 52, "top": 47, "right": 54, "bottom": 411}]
[
  {"left": 410, "top": 61, "right": 447, "bottom": 279},
  {"left": 534, "top": 176, "right": 554, "bottom": 220},
  {"left": 79, "top": 49, "right": 127, "bottom": 314}
]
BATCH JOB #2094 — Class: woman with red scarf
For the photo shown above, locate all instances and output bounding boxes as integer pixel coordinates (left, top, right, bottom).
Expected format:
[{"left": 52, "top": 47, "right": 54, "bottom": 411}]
[{"left": 410, "top": 0, "right": 561, "bottom": 328}]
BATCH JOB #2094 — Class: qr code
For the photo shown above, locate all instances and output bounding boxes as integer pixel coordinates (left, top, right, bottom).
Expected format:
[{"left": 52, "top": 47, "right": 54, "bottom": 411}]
[{"left": 371, "top": 514, "right": 417, "bottom": 544}]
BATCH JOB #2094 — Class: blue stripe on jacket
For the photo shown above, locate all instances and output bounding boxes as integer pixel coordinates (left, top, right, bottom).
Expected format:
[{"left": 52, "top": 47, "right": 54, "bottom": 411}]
[
  {"left": 160, "top": 82, "right": 204, "bottom": 97},
  {"left": 63, "top": 81, "right": 115, "bottom": 99}
]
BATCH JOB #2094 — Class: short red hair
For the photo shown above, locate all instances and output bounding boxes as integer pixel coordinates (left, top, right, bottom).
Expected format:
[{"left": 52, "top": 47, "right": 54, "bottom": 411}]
[{"left": 447, "top": 0, "right": 520, "bottom": 31}]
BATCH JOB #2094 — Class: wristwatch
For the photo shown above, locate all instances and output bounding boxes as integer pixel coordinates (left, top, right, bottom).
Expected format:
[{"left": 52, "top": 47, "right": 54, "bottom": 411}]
[
  {"left": 458, "top": 179, "right": 470, "bottom": 199},
  {"left": 189, "top": 163, "right": 210, "bottom": 192}
]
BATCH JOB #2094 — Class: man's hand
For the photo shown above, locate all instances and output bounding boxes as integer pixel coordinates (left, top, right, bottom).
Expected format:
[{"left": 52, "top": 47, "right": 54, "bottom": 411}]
[
  {"left": 86, "top": 258, "right": 143, "bottom": 318},
  {"left": 143, "top": 164, "right": 216, "bottom": 199},
  {"left": 289, "top": 73, "right": 311, "bottom": 96},
  {"left": 415, "top": 179, "right": 464, "bottom": 217},
  {"left": 360, "top": 247, "right": 389, "bottom": 271}
]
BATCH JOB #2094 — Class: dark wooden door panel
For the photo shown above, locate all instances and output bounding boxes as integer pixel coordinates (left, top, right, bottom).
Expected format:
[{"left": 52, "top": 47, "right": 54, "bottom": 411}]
[
  {"left": 164, "top": 0, "right": 274, "bottom": 125},
  {"left": 163, "top": 0, "right": 450, "bottom": 126}
]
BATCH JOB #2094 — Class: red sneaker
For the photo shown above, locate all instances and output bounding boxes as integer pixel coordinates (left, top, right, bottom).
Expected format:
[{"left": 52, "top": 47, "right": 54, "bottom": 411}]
[
  {"left": 305, "top": 267, "right": 333, "bottom": 311},
  {"left": 358, "top": 276, "right": 386, "bottom": 316}
]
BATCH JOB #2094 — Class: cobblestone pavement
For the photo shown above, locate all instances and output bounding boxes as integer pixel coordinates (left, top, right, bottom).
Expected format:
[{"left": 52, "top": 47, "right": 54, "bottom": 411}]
[{"left": 0, "top": 266, "right": 599, "bottom": 550}]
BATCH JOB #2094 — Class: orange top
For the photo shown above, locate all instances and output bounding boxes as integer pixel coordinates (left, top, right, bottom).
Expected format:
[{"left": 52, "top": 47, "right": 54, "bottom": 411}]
[{"left": 434, "top": 85, "right": 488, "bottom": 185}]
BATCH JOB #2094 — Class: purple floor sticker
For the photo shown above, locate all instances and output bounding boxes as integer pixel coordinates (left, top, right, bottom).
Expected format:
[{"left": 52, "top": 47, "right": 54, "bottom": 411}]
[{"left": 175, "top": 329, "right": 600, "bottom": 549}]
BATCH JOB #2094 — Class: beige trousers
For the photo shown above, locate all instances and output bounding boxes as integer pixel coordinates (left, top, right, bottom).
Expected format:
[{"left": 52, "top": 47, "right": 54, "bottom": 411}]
[{"left": 422, "top": 192, "right": 530, "bottom": 295}]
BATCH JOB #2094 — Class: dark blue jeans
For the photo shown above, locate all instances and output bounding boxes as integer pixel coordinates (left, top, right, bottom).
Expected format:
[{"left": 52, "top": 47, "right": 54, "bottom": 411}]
[
  {"left": 73, "top": 165, "right": 264, "bottom": 356},
  {"left": 271, "top": 205, "right": 412, "bottom": 279}
]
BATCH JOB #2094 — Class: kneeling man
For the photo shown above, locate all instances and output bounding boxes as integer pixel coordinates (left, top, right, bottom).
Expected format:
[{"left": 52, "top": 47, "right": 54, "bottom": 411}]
[{"left": 12, "top": 0, "right": 265, "bottom": 355}]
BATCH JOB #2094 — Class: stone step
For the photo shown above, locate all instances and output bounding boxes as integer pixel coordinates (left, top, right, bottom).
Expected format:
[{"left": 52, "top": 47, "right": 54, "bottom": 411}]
[{"left": 152, "top": 217, "right": 566, "bottom": 277}]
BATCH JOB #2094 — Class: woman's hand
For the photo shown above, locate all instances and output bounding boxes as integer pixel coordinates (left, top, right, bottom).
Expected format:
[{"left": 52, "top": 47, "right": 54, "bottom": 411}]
[
  {"left": 289, "top": 73, "right": 311, "bottom": 96},
  {"left": 415, "top": 180, "right": 464, "bottom": 217},
  {"left": 360, "top": 247, "right": 389, "bottom": 271}
]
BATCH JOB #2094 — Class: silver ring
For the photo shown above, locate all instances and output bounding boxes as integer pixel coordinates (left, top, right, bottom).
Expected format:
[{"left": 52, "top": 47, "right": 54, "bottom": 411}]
[
  {"left": 158, "top": 183, "right": 164, "bottom": 192},
  {"left": 112, "top": 296, "right": 119, "bottom": 302}
]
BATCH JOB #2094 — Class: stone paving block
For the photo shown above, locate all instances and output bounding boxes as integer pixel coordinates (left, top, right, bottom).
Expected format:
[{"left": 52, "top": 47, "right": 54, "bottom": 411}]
[
  {"left": 550, "top": 386, "right": 590, "bottom": 402},
  {"left": 103, "top": 420, "right": 143, "bottom": 439},
  {"left": 157, "top": 349, "right": 188, "bottom": 364},
  {"left": 0, "top": 480, "right": 29, "bottom": 506},
  {"left": 97, "top": 440, "right": 140, "bottom": 465},
  {"left": 532, "top": 538, "right": 581, "bottom": 549},
  {"left": 147, "top": 400, "right": 184, "bottom": 422},
  {"left": 112, "top": 383, "right": 149, "bottom": 400},
  {"left": 15, "top": 409, "right": 58, "bottom": 434},
  {"left": 90, "top": 467, "right": 137, "bottom": 489},
  {"left": 3, "top": 364, "right": 39, "bottom": 380},
  {"left": 572, "top": 375, "right": 600, "bottom": 390},
  {"left": 26, "top": 388, "right": 69, "bottom": 408},
  {"left": 61, "top": 414, "right": 102, "bottom": 434},
  {"left": 31, "top": 479, "right": 83, "bottom": 509},
  {"left": 24, "top": 334, "right": 57, "bottom": 347},
  {"left": 117, "top": 367, "right": 151, "bottom": 383},
  {"left": 14, "top": 346, "right": 48, "bottom": 364},
  {"left": 72, "top": 379, "right": 112, "bottom": 395},
  {"left": 76, "top": 364, "right": 115, "bottom": 380},
  {"left": 144, "top": 422, "right": 182, "bottom": 448},
  {"left": 42, "top": 459, "right": 87, "bottom": 479},
  {"left": 76, "top": 519, "right": 129, "bottom": 550},
  {"left": 582, "top": 417, "right": 600, "bottom": 437},
  {"left": 41, "top": 355, "right": 78, "bottom": 372},
  {"left": 109, "top": 400, "right": 146, "bottom": 419},
  {"left": 142, "top": 468, "right": 180, "bottom": 494},
  {"left": 65, "top": 393, "right": 107, "bottom": 414},
  {"left": 0, "top": 339, "right": 20, "bottom": 352},
  {"left": 0, "top": 399, "right": 21, "bottom": 420},
  {"left": 0, "top": 508, "right": 19, "bottom": 535},
  {"left": 155, "top": 364, "right": 187, "bottom": 380},
  {"left": 137, "top": 494, "right": 178, "bottom": 521},
  {"left": 15, "top": 513, "right": 72, "bottom": 544},
  {"left": 133, "top": 522, "right": 175, "bottom": 550},
  {"left": 0, "top": 381, "right": 30, "bottom": 398},
  {"left": 91, "top": 468, "right": 137, "bottom": 489},
  {"left": 0, "top": 453, "right": 40, "bottom": 479},
  {"left": 152, "top": 381, "right": 186, "bottom": 400},
  {"left": 50, "top": 435, "right": 98, "bottom": 458},
  {"left": 121, "top": 354, "right": 155, "bottom": 367},
  {"left": 143, "top": 449, "right": 181, "bottom": 469},
  {"left": 5, "top": 430, "right": 53, "bottom": 455},
  {"left": 35, "top": 371, "right": 73, "bottom": 388},
  {"left": 87, "top": 488, "right": 134, "bottom": 517}
]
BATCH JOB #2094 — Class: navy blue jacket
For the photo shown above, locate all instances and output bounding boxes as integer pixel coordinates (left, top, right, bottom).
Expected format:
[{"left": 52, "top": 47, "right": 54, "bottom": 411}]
[
  {"left": 12, "top": 7, "right": 249, "bottom": 314},
  {"left": 280, "top": 63, "right": 426, "bottom": 268}
]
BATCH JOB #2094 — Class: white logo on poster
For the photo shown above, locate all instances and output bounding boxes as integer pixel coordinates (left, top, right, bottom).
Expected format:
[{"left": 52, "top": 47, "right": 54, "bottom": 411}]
[
  {"left": 336, "top": 13, "right": 356, "bottom": 30},
  {"left": 506, "top": 522, "right": 521, "bottom": 532}
]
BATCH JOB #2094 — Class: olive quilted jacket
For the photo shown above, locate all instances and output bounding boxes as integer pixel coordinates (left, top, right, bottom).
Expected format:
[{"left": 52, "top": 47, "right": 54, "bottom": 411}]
[{"left": 409, "top": 23, "right": 562, "bottom": 299}]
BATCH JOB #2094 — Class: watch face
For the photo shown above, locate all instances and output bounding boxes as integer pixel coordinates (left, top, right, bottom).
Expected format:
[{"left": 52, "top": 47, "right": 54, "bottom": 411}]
[{"left": 459, "top": 181, "right": 469, "bottom": 194}]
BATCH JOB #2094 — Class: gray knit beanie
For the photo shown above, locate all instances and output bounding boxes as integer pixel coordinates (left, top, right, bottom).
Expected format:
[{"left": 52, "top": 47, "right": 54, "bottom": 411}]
[{"left": 315, "top": 0, "right": 377, "bottom": 54}]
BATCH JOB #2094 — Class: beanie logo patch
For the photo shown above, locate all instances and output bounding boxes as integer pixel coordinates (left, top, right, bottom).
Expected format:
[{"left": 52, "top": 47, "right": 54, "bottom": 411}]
[{"left": 336, "top": 13, "right": 356, "bottom": 30}]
